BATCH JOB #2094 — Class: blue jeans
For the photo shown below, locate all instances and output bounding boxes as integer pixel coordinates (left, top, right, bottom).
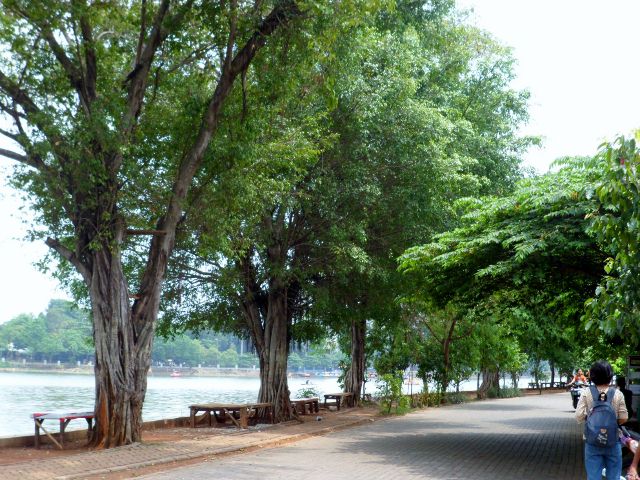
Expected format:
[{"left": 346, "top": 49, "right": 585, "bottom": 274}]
[{"left": 584, "top": 442, "right": 622, "bottom": 480}]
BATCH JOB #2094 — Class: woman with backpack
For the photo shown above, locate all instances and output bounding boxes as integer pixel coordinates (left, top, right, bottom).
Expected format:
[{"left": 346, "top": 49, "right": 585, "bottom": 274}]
[{"left": 575, "top": 361, "right": 628, "bottom": 480}]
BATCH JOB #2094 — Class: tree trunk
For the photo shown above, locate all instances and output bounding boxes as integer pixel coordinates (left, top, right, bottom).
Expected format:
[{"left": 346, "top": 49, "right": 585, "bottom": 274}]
[
  {"left": 477, "top": 369, "right": 500, "bottom": 399},
  {"left": 255, "top": 289, "right": 292, "bottom": 422},
  {"left": 239, "top": 251, "right": 294, "bottom": 423},
  {"left": 89, "top": 246, "right": 156, "bottom": 447},
  {"left": 344, "top": 317, "right": 366, "bottom": 404}
]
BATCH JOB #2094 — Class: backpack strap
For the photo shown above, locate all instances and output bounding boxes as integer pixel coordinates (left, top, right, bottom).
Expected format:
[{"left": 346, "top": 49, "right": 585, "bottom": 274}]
[
  {"left": 590, "top": 385, "right": 600, "bottom": 403},
  {"left": 605, "top": 387, "right": 615, "bottom": 405},
  {"left": 590, "top": 385, "right": 614, "bottom": 404}
]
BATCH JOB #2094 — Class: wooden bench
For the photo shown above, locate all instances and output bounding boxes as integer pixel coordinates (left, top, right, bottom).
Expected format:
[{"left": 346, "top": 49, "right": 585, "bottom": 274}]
[
  {"left": 291, "top": 397, "right": 320, "bottom": 415},
  {"left": 31, "top": 411, "right": 94, "bottom": 449},
  {"left": 323, "top": 392, "right": 354, "bottom": 411},
  {"left": 189, "top": 402, "right": 273, "bottom": 429}
]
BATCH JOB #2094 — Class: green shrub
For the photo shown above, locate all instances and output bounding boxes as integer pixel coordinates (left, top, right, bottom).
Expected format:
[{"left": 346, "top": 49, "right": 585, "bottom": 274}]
[
  {"left": 376, "top": 372, "right": 409, "bottom": 414},
  {"left": 487, "top": 386, "right": 521, "bottom": 399},
  {"left": 444, "top": 392, "right": 467, "bottom": 404},
  {"left": 296, "top": 385, "right": 320, "bottom": 399}
]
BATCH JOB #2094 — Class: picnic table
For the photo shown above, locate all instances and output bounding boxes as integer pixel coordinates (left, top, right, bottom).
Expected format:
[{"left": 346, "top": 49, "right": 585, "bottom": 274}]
[
  {"left": 323, "top": 392, "right": 354, "bottom": 411},
  {"left": 291, "top": 397, "right": 320, "bottom": 415},
  {"left": 31, "top": 411, "right": 94, "bottom": 449},
  {"left": 189, "top": 402, "right": 273, "bottom": 429}
]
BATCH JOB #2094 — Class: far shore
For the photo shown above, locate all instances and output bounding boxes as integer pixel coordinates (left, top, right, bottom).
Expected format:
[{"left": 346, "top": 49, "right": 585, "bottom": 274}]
[{"left": 0, "top": 363, "right": 342, "bottom": 378}]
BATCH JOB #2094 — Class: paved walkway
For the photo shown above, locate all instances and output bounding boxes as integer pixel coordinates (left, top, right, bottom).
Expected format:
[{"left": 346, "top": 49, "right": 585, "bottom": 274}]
[{"left": 0, "top": 392, "right": 585, "bottom": 480}]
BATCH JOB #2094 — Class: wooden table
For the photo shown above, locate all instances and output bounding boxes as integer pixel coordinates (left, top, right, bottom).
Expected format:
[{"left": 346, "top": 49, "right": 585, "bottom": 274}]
[
  {"left": 31, "top": 411, "right": 94, "bottom": 449},
  {"left": 323, "top": 392, "right": 354, "bottom": 411},
  {"left": 291, "top": 397, "right": 320, "bottom": 415},
  {"left": 189, "top": 402, "right": 273, "bottom": 429}
]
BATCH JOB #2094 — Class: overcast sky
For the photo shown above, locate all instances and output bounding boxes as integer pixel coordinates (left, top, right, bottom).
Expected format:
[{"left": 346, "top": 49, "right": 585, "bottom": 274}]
[{"left": 1, "top": 0, "right": 640, "bottom": 324}]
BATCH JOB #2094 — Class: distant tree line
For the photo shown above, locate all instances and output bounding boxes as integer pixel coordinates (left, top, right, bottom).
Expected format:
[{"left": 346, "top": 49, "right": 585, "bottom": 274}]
[{"left": 0, "top": 300, "right": 342, "bottom": 371}]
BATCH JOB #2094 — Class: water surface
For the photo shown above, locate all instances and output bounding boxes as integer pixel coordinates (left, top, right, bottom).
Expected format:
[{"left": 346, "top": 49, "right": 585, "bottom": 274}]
[{"left": 0, "top": 372, "right": 341, "bottom": 438}]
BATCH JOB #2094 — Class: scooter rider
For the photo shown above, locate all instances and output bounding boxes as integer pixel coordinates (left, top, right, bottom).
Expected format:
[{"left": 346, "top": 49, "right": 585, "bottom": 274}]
[{"left": 568, "top": 368, "right": 588, "bottom": 386}]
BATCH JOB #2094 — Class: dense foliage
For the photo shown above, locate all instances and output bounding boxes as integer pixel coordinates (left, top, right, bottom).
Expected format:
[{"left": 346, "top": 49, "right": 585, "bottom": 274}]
[
  {"left": 585, "top": 134, "right": 640, "bottom": 340},
  {"left": 0, "top": 300, "right": 93, "bottom": 363},
  {"left": 398, "top": 153, "right": 638, "bottom": 395},
  {"left": 158, "top": 0, "right": 534, "bottom": 409}
]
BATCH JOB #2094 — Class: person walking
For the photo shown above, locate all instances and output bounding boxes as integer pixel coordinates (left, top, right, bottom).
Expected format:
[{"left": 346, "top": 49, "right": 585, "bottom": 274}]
[{"left": 575, "top": 361, "right": 628, "bottom": 480}]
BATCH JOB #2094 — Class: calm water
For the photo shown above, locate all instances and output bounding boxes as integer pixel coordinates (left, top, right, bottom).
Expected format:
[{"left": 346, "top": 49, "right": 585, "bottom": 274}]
[
  {"left": 0, "top": 372, "right": 534, "bottom": 438},
  {"left": 0, "top": 372, "right": 342, "bottom": 438}
]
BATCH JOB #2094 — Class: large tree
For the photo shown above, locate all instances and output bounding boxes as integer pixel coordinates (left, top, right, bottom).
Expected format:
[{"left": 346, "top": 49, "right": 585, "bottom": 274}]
[
  {"left": 160, "top": 0, "right": 533, "bottom": 414},
  {"left": 0, "top": 0, "right": 306, "bottom": 447},
  {"left": 398, "top": 157, "right": 608, "bottom": 394}
]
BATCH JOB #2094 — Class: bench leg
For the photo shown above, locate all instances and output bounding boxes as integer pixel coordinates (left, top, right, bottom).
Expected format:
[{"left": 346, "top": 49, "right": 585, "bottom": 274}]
[
  {"left": 34, "top": 419, "right": 41, "bottom": 449},
  {"left": 85, "top": 418, "right": 94, "bottom": 442},
  {"left": 36, "top": 421, "right": 63, "bottom": 450},
  {"left": 60, "top": 419, "right": 72, "bottom": 448},
  {"left": 239, "top": 407, "right": 248, "bottom": 429}
]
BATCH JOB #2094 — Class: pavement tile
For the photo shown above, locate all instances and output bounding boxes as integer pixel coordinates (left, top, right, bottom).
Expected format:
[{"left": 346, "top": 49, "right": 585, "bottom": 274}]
[{"left": 0, "top": 392, "right": 586, "bottom": 480}]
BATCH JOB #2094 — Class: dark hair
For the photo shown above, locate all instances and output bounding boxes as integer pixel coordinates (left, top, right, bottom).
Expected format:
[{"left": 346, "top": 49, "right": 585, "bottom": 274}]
[
  {"left": 589, "top": 361, "right": 613, "bottom": 386},
  {"left": 616, "top": 376, "right": 627, "bottom": 388}
]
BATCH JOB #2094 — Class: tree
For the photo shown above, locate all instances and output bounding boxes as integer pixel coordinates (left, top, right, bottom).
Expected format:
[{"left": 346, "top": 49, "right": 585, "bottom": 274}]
[
  {"left": 0, "top": 300, "right": 92, "bottom": 362},
  {"left": 0, "top": 0, "right": 304, "bottom": 447},
  {"left": 585, "top": 134, "right": 640, "bottom": 340},
  {"left": 306, "top": 1, "right": 534, "bottom": 403},
  {"left": 156, "top": 0, "right": 531, "bottom": 416},
  {"left": 398, "top": 157, "right": 607, "bottom": 394}
]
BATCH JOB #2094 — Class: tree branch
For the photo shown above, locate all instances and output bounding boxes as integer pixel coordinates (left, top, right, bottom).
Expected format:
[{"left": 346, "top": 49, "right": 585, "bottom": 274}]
[
  {"left": 45, "top": 237, "right": 90, "bottom": 282},
  {"left": 0, "top": 127, "right": 20, "bottom": 143},
  {"left": 122, "top": 0, "right": 171, "bottom": 137},
  {"left": 76, "top": 0, "right": 97, "bottom": 103},
  {"left": 0, "top": 148, "right": 27, "bottom": 163},
  {"left": 131, "top": 0, "right": 302, "bottom": 329}
]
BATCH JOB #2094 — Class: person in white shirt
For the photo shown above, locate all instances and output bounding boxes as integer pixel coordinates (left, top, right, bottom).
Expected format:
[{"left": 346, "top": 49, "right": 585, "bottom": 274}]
[{"left": 575, "top": 361, "right": 627, "bottom": 480}]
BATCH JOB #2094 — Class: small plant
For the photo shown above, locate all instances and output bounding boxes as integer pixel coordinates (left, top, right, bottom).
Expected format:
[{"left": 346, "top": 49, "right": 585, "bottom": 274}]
[
  {"left": 376, "top": 372, "right": 409, "bottom": 414},
  {"left": 296, "top": 385, "right": 320, "bottom": 399}
]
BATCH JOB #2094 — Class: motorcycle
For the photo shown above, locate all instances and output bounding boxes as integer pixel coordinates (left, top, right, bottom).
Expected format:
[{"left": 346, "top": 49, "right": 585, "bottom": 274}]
[{"left": 570, "top": 380, "right": 587, "bottom": 409}]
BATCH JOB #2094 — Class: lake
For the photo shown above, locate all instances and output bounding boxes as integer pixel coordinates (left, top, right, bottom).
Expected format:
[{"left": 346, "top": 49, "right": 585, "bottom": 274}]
[
  {"left": 0, "top": 371, "right": 532, "bottom": 438},
  {"left": 0, "top": 372, "right": 345, "bottom": 438}
]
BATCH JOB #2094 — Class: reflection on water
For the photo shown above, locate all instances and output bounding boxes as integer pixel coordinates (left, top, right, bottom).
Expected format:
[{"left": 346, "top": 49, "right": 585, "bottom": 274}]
[{"left": 0, "top": 372, "right": 341, "bottom": 438}]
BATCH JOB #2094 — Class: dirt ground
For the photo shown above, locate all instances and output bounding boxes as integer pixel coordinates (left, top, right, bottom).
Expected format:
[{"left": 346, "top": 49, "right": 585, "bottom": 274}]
[
  {"left": 0, "top": 406, "right": 366, "bottom": 478},
  {"left": 0, "top": 426, "right": 198, "bottom": 466}
]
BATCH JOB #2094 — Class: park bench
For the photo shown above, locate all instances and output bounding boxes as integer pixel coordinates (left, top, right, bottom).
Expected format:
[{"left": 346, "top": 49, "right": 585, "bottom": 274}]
[
  {"left": 291, "top": 397, "right": 320, "bottom": 415},
  {"left": 31, "top": 410, "right": 94, "bottom": 449},
  {"left": 323, "top": 392, "right": 354, "bottom": 411},
  {"left": 189, "top": 402, "right": 273, "bottom": 429}
]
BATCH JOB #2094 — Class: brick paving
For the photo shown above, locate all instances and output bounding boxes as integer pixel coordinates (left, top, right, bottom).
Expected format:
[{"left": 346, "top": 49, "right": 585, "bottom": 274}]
[
  {"left": 0, "top": 392, "right": 585, "bottom": 480},
  {"left": 140, "top": 393, "right": 584, "bottom": 480}
]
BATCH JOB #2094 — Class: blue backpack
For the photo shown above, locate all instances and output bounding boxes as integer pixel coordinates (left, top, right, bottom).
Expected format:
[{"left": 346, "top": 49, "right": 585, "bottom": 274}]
[{"left": 585, "top": 386, "right": 618, "bottom": 447}]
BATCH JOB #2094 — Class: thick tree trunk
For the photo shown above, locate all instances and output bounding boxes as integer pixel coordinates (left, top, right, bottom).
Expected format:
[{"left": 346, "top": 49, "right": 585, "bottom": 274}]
[
  {"left": 477, "top": 369, "right": 500, "bottom": 399},
  {"left": 88, "top": 246, "right": 156, "bottom": 447},
  {"left": 344, "top": 317, "right": 365, "bottom": 404},
  {"left": 240, "top": 252, "right": 294, "bottom": 423},
  {"left": 255, "top": 290, "right": 293, "bottom": 422}
]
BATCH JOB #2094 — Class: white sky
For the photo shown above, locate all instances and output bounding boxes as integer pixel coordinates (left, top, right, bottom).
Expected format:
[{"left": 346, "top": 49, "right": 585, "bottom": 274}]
[
  {"left": 458, "top": 0, "right": 640, "bottom": 171},
  {"left": 1, "top": 1, "right": 640, "bottom": 324}
]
